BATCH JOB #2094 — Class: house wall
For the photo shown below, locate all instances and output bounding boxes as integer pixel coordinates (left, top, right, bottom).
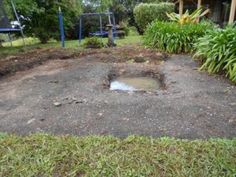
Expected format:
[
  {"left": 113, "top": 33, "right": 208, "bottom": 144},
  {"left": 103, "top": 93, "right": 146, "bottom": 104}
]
[
  {"left": 179, "top": 0, "right": 233, "bottom": 24},
  {"left": 210, "top": 0, "right": 232, "bottom": 25}
]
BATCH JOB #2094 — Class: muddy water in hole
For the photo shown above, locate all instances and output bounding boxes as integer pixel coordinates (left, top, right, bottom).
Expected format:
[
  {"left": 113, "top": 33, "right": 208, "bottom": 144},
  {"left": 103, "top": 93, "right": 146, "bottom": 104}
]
[{"left": 110, "top": 77, "right": 161, "bottom": 91}]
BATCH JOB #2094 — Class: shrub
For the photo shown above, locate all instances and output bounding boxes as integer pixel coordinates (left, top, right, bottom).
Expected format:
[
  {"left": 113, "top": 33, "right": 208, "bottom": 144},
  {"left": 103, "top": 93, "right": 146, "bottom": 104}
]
[
  {"left": 133, "top": 2, "right": 175, "bottom": 34},
  {"left": 128, "top": 26, "right": 139, "bottom": 36},
  {"left": 194, "top": 26, "right": 236, "bottom": 83},
  {"left": 167, "top": 8, "right": 210, "bottom": 25},
  {"left": 144, "top": 21, "right": 212, "bottom": 53},
  {"left": 83, "top": 37, "right": 104, "bottom": 49},
  {"left": 119, "top": 21, "right": 130, "bottom": 36}
]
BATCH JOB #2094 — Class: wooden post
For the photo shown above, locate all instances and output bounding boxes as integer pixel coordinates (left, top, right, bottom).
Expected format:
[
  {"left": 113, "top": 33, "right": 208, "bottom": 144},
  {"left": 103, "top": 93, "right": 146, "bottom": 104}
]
[
  {"left": 229, "top": 0, "right": 236, "bottom": 24},
  {"left": 197, "top": 0, "right": 202, "bottom": 9},
  {"left": 179, "top": 0, "right": 184, "bottom": 16},
  {"left": 197, "top": 0, "right": 202, "bottom": 22}
]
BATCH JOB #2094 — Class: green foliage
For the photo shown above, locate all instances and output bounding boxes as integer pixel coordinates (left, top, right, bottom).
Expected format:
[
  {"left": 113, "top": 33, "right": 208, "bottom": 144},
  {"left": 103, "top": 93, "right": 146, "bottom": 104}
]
[
  {"left": 5, "top": 0, "right": 83, "bottom": 43},
  {"left": 127, "top": 26, "right": 139, "bottom": 36},
  {"left": 0, "top": 134, "right": 236, "bottom": 176},
  {"left": 133, "top": 2, "right": 175, "bottom": 33},
  {"left": 84, "top": 0, "right": 171, "bottom": 34},
  {"left": 83, "top": 0, "right": 113, "bottom": 12},
  {"left": 194, "top": 26, "right": 236, "bottom": 83},
  {"left": 167, "top": 8, "right": 210, "bottom": 25},
  {"left": 144, "top": 21, "right": 212, "bottom": 53},
  {"left": 118, "top": 21, "right": 131, "bottom": 36},
  {"left": 83, "top": 37, "right": 104, "bottom": 48},
  {"left": 3, "top": 0, "right": 170, "bottom": 42}
]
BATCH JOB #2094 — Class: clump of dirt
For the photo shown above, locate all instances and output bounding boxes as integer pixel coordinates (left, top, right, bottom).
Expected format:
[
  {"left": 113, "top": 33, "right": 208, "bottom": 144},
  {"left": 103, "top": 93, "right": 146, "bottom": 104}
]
[
  {"left": 86, "top": 45, "right": 168, "bottom": 64},
  {"left": 0, "top": 48, "right": 81, "bottom": 79}
]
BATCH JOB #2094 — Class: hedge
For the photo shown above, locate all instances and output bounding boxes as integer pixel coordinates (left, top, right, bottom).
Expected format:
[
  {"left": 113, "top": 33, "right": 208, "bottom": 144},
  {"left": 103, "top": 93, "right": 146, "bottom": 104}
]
[{"left": 134, "top": 2, "right": 175, "bottom": 33}]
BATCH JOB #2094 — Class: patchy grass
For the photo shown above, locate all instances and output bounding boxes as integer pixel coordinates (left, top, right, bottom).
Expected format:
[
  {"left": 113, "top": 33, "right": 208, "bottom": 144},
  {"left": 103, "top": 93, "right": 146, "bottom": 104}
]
[
  {"left": 0, "top": 36, "right": 142, "bottom": 58},
  {"left": 0, "top": 134, "right": 235, "bottom": 177}
]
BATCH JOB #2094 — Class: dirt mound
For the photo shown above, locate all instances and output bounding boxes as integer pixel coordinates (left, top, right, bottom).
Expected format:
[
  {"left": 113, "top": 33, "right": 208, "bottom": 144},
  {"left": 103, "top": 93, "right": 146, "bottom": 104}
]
[
  {"left": 0, "top": 46, "right": 166, "bottom": 79},
  {"left": 0, "top": 48, "right": 80, "bottom": 79}
]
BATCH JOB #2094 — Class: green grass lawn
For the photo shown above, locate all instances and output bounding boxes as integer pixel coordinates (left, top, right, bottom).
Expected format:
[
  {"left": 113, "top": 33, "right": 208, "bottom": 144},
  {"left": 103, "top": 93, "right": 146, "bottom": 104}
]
[
  {"left": 0, "top": 36, "right": 142, "bottom": 58},
  {"left": 0, "top": 134, "right": 235, "bottom": 177}
]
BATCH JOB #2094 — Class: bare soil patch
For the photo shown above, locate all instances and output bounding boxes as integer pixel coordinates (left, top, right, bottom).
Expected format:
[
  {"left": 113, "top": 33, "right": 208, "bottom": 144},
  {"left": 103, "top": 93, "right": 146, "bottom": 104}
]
[
  {"left": 0, "top": 45, "right": 165, "bottom": 79},
  {"left": 0, "top": 46, "right": 235, "bottom": 139}
]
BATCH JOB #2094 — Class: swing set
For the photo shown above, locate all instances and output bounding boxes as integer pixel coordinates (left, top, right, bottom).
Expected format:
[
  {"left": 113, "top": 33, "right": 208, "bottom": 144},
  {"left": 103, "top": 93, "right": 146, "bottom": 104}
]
[
  {"left": 0, "top": 0, "right": 25, "bottom": 46},
  {"left": 58, "top": 10, "right": 118, "bottom": 47},
  {"left": 78, "top": 12, "right": 116, "bottom": 43}
]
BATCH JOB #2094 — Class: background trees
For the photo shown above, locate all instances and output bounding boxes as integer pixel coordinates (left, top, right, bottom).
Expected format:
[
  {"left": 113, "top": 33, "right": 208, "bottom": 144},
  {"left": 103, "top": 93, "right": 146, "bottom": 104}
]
[
  {"left": 4, "top": 0, "right": 83, "bottom": 43},
  {"left": 2, "top": 0, "right": 173, "bottom": 43}
]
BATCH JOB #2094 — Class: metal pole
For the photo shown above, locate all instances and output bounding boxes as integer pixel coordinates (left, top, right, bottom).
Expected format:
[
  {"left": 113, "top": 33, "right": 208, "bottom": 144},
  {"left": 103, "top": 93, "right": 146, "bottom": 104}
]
[
  {"left": 8, "top": 33, "right": 13, "bottom": 47},
  {"left": 99, "top": 15, "right": 103, "bottom": 34},
  {"left": 11, "top": 0, "right": 25, "bottom": 46},
  {"left": 58, "top": 7, "right": 65, "bottom": 48},
  {"left": 99, "top": 15, "right": 103, "bottom": 42},
  {"left": 79, "top": 16, "right": 82, "bottom": 44},
  {"left": 112, "top": 14, "right": 116, "bottom": 38}
]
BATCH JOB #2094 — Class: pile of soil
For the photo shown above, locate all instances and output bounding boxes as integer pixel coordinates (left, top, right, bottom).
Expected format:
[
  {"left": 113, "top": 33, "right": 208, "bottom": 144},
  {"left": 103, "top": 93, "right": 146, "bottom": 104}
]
[
  {"left": 0, "top": 48, "right": 81, "bottom": 79},
  {"left": 0, "top": 46, "right": 166, "bottom": 79}
]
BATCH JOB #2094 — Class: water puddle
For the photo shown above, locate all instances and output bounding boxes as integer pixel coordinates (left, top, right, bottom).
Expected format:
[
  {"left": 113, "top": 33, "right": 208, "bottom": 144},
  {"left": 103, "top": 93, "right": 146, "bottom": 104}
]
[{"left": 110, "top": 77, "right": 161, "bottom": 91}]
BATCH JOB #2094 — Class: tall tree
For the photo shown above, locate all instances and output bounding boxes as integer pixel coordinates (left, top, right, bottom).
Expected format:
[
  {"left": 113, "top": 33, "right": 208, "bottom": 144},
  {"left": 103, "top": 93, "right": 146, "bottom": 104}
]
[{"left": 5, "top": 0, "right": 83, "bottom": 43}]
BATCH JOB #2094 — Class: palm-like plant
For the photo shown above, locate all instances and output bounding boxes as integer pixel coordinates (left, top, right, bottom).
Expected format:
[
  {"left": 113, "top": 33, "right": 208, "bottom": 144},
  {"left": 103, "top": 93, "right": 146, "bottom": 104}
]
[
  {"left": 167, "top": 8, "right": 210, "bottom": 25},
  {"left": 194, "top": 26, "right": 236, "bottom": 83}
]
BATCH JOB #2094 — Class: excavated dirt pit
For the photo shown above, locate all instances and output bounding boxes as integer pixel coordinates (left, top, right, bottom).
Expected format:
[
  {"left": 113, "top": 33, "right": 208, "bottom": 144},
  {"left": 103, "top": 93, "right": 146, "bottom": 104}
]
[{"left": 110, "top": 77, "right": 161, "bottom": 91}]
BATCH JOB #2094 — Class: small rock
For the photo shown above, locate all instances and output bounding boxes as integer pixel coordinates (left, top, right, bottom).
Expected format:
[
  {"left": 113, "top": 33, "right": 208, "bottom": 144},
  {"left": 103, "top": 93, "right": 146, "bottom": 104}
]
[
  {"left": 229, "top": 103, "right": 236, "bottom": 106},
  {"left": 54, "top": 102, "right": 62, "bottom": 107},
  {"left": 97, "top": 113, "right": 103, "bottom": 117},
  {"left": 68, "top": 100, "right": 74, "bottom": 104},
  {"left": 63, "top": 97, "right": 69, "bottom": 101},
  {"left": 123, "top": 118, "right": 129, "bottom": 121},
  {"left": 229, "top": 119, "right": 236, "bottom": 125},
  {"left": 75, "top": 100, "right": 84, "bottom": 104},
  {"left": 27, "top": 118, "right": 36, "bottom": 125},
  {"left": 6, "top": 56, "right": 18, "bottom": 61},
  {"left": 49, "top": 80, "right": 59, "bottom": 84},
  {"left": 72, "top": 97, "right": 77, "bottom": 101}
]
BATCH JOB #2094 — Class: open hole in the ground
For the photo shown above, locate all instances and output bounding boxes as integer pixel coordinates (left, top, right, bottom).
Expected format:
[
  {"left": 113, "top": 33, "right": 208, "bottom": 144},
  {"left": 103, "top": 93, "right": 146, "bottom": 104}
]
[{"left": 108, "top": 70, "right": 165, "bottom": 92}]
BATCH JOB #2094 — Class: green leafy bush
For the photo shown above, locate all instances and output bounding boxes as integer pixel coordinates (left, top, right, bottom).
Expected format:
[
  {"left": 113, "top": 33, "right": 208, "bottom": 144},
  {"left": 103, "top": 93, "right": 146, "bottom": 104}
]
[
  {"left": 194, "top": 26, "right": 236, "bottom": 83},
  {"left": 83, "top": 37, "right": 104, "bottom": 49},
  {"left": 133, "top": 2, "right": 175, "bottom": 33},
  {"left": 144, "top": 21, "right": 212, "bottom": 53},
  {"left": 167, "top": 8, "right": 210, "bottom": 25}
]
